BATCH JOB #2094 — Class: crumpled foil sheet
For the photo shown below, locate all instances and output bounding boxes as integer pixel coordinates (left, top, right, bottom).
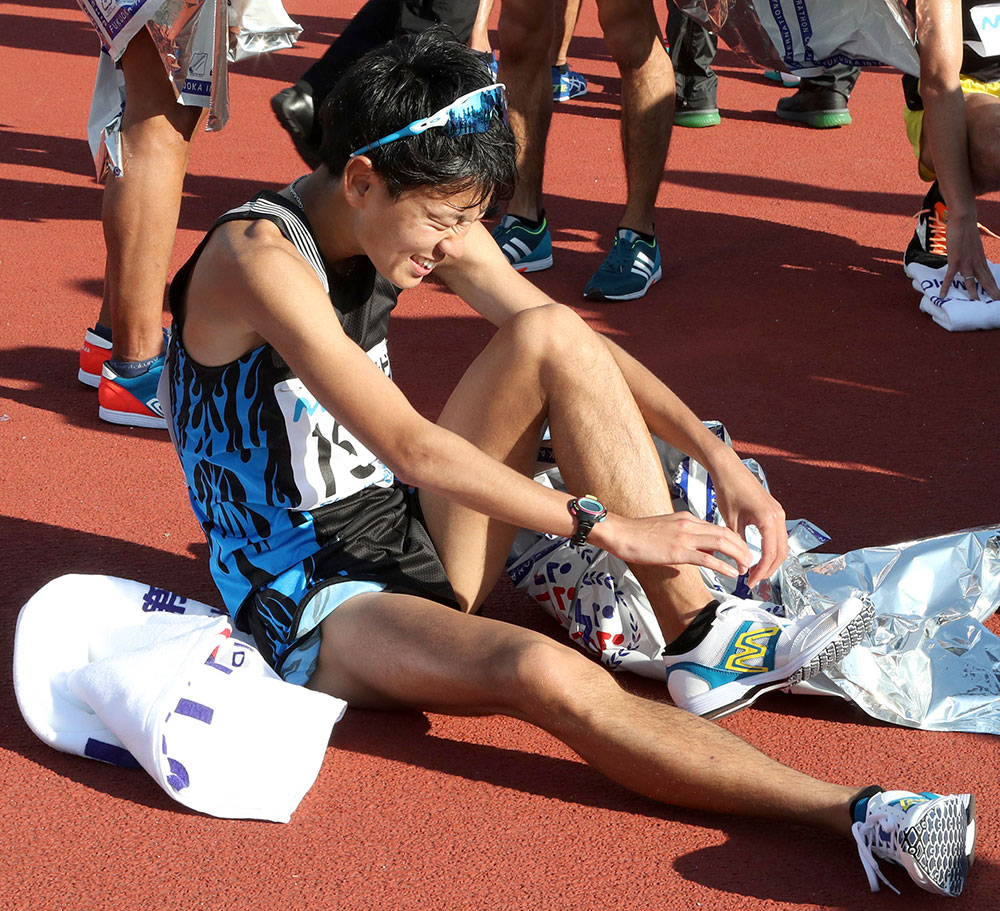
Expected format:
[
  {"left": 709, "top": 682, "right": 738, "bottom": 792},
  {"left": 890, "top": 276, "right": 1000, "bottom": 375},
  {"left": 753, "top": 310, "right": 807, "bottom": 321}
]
[
  {"left": 508, "top": 425, "right": 1000, "bottom": 734},
  {"left": 78, "top": 0, "right": 301, "bottom": 178},
  {"left": 672, "top": 0, "right": 919, "bottom": 77},
  {"left": 782, "top": 528, "right": 1000, "bottom": 733}
]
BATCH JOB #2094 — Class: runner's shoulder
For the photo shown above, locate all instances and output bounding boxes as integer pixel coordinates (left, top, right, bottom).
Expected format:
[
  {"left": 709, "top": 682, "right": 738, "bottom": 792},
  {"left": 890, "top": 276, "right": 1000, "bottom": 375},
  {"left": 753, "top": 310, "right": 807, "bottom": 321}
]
[{"left": 203, "top": 218, "right": 318, "bottom": 291}]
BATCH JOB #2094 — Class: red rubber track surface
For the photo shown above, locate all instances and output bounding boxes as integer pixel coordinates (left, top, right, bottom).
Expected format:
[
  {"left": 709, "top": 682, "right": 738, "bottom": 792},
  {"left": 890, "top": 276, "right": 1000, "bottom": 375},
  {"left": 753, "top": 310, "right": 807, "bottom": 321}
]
[{"left": 2, "top": 2, "right": 999, "bottom": 909}]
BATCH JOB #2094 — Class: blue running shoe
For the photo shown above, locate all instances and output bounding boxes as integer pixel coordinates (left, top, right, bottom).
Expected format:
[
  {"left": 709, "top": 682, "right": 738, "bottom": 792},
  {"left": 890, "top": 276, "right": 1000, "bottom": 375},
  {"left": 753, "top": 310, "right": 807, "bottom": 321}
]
[
  {"left": 583, "top": 228, "right": 662, "bottom": 301},
  {"left": 98, "top": 355, "right": 167, "bottom": 429},
  {"left": 553, "top": 66, "right": 587, "bottom": 102},
  {"left": 492, "top": 214, "right": 554, "bottom": 273},
  {"left": 853, "top": 790, "right": 976, "bottom": 896},
  {"left": 663, "top": 596, "right": 873, "bottom": 719}
]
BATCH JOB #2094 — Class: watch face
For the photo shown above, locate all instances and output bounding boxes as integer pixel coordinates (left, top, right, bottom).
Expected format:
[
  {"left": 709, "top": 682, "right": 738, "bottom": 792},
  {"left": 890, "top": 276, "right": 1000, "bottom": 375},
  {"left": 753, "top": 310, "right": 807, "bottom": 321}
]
[{"left": 577, "top": 496, "right": 604, "bottom": 517}]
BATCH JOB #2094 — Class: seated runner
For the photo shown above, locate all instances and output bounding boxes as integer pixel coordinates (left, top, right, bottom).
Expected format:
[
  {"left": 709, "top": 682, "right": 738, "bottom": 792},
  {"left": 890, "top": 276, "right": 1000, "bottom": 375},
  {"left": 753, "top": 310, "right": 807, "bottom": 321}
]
[
  {"left": 903, "top": 0, "right": 1000, "bottom": 299},
  {"left": 162, "top": 30, "right": 976, "bottom": 897}
]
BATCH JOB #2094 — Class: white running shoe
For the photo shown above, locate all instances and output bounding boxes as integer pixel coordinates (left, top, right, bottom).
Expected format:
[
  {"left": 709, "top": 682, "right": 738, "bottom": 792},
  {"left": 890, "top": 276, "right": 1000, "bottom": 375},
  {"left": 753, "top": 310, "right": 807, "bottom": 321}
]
[
  {"left": 852, "top": 790, "right": 976, "bottom": 896},
  {"left": 663, "top": 596, "right": 873, "bottom": 719}
]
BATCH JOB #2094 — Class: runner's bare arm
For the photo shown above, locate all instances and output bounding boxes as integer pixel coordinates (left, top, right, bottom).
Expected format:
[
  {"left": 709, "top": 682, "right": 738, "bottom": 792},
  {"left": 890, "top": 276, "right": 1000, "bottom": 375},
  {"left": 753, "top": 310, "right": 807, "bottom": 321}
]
[
  {"left": 916, "top": 0, "right": 1000, "bottom": 298},
  {"left": 183, "top": 221, "right": 751, "bottom": 576},
  {"left": 439, "top": 223, "right": 787, "bottom": 583}
]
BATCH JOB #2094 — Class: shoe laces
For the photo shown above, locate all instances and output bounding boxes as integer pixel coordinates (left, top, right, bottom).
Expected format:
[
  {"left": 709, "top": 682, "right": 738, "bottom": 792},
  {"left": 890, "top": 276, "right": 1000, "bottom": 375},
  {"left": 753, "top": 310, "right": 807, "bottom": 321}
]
[
  {"left": 851, "top": 813, "right": 903, "bottom": 894},
  {"left": 913, "top": 204, "right": 1000, "bottom": 256},
  {"left": 603, "top": 231, "right": 651, "bottom": 273}
]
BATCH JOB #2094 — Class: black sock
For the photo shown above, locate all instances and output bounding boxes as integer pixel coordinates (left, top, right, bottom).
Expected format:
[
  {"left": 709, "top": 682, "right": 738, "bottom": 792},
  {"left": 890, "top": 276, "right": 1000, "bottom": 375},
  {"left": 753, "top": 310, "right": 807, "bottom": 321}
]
[
  {"left": 555, "top": 63, "right": 569, "bottom": 75},
  {"left": 509, "top": 208, "right": 545, "bottom": 230},
  {"left": 619, "top": 225, "right": 656, "bottom": 245},
  {"left": 849, "top": 785, "right": 884, "bottom": 824},
  {"left": 662, "top": 600, "right": 721, "bottom": 656},
  {"left": 92, "top": 323, "right": 113, "bottom": 342}
]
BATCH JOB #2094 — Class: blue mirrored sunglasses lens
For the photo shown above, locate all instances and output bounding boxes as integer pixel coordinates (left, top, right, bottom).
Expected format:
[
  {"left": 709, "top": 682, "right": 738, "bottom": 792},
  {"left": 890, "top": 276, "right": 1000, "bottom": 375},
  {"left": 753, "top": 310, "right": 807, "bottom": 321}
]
[{"left": 444, "top": 87, "right": 506, "bottom": 137}]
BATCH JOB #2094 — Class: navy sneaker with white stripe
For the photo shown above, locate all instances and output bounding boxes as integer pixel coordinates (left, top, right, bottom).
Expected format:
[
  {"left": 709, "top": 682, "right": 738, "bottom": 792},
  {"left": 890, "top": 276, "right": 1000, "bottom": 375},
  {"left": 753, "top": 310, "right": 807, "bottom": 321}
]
[
  {"left": 491, "top": 214, "right": 554, "bottom": 273},
  {"left": 583, "top": 228, "right": 662, "bottom": 301}
]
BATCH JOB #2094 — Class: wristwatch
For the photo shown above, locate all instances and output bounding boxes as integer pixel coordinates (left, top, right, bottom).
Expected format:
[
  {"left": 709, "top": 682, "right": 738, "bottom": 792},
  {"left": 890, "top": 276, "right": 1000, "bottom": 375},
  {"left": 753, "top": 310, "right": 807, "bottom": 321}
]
[{"left": 567, "top": 494, "right": 607, "bottom": 547}]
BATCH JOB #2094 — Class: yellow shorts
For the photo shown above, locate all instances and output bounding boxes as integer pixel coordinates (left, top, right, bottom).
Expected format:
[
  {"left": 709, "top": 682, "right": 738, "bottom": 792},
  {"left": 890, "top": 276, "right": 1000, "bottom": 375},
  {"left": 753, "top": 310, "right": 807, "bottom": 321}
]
[{"left": 904, "top": 74, "right": 1000, "bottom": 181}]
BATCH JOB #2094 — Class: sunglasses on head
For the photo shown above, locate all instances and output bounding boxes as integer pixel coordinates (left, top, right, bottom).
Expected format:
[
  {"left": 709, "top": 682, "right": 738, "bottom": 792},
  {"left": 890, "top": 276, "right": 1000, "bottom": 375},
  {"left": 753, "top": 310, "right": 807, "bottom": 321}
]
[{"left": 350, "top": 83, "right": 507, "bottom": 158}]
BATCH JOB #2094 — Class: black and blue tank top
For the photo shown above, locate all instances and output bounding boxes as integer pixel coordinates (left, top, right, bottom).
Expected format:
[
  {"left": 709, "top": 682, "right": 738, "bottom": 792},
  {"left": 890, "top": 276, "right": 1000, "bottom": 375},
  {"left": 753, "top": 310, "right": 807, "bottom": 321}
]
[{"left": 166, "top": 189, "right": 401, "bottom": 619}]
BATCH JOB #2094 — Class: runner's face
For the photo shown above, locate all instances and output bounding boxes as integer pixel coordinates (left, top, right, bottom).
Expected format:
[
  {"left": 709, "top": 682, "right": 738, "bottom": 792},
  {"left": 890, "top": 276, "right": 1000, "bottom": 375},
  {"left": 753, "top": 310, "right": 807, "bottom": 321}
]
[{"left": 358, "top": 182, "right": 486, "bottom": 288}]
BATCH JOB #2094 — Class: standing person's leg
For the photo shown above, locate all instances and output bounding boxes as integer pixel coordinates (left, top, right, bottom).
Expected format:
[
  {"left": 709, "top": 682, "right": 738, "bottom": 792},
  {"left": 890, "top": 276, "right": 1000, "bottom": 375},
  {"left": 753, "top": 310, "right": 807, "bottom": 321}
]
[
  {"left": 550, "top": 0, "right": 587, "bottom": 102},
  {"left": 94, "top": 28, "right": 202, "bottom": 428},
  {"left": 776, "top": 64, "right": 859, "bottom": 129},
  {"left": 667, "top": 4, "right": 719, "bottom": 128},
  {"left": 468, "top": 0, "right": 496, "bottom": 54},
  {"left": 583, "top": 0, "right": 671, "bottom": 301},
  {"left": 491, "top": 0, "right": 557, "bottom": 273},
  {"left": 551, "top": 0, "right": 582, "bottom": 67}
]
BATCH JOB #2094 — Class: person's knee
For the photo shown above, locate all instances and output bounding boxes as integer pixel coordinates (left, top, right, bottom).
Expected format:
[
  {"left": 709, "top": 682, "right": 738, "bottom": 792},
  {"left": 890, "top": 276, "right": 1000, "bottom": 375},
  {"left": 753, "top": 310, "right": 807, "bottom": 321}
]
[
  {"left": 506, "top": 303, "right": 602, "bottom": 370},
  {"left": 123, "top": 108, "right": 200, "bottom": 161},
  {"left": 498, "top": 0, "right": 553, "bottom": 61},
  {"left": 502, "top": 638, "right": 614, "bottom": 727},
  {"left": 597, "top": 0, "right": 659, "bottom": 69}
]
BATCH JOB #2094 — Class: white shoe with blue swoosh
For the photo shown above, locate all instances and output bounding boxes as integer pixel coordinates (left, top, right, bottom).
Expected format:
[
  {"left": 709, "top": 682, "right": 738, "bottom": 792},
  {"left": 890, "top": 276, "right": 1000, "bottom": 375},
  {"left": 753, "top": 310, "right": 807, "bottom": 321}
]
[{"left": 663, "top": 596, "right": 873, "bottom": 719}]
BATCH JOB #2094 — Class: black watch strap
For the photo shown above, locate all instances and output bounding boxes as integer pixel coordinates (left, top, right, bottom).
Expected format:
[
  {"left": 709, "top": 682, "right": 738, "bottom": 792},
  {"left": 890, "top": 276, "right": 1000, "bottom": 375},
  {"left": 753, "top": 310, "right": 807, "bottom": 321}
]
[{"left": 568, "top": 494, "right": 607, "bottom": 547}]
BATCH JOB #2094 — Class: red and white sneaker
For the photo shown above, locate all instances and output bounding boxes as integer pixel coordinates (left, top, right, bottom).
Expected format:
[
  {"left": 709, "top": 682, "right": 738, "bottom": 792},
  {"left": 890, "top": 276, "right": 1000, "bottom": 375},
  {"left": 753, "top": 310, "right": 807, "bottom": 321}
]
[
  {"left": 97, "top": 358, "right": 167, "bottom": 429},
  {"left": 78, "top": 328, "right": 112, "bottom": 388}
]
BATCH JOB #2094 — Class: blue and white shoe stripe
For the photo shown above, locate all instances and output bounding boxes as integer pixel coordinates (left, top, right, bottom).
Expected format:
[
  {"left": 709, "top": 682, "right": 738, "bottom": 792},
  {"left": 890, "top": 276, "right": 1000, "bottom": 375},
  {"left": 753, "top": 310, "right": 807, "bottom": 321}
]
[
  {"left": 631, "top": 250, "right": 656, "bottom": 279},
  {"left": 503, "top": 237, "right": 533, "bottom": 261}
]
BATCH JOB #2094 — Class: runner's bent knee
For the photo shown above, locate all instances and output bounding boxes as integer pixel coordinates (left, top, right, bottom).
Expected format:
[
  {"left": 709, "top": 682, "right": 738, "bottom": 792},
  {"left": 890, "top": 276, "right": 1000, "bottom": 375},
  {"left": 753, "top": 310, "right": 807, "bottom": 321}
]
[
  {"left": 505, "top": 303, "right": 602, "bottom": 372},
  {"left": 502, "top": 638, "right": 615, "bottom": 726}
]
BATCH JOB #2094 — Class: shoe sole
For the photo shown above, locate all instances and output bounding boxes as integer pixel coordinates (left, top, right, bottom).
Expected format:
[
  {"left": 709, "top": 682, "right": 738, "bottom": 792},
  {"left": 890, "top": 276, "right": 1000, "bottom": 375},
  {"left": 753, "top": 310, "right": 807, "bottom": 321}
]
[
  {"left": 903, "top": 256, "right": 948, "bottom": 280},
  {"left": 584, "top": 265, "right": 662, "bottom": 302},
  {"left": 78, "top": 367, "right": 101, "bottom": 388},
  {"left": 776, "top": 109, "right": 852, "bottom": 128},
  {"left": 514, "top": 255, "right": 554, "bottom": 273},
  {"left": 902, "top": 794, "right": 974, "bottom": 897},
  {"left": 692, "top": 599, "right": 875, "bottom": 720},
  {"left": 554, "top": 88, "right": 587, "bottom": 102},
  {"left": 98, "top": 405, "right": 167, "bottom": 430},
  {"left": 674, "top": 110, "right": 721, "bottom": 128}
]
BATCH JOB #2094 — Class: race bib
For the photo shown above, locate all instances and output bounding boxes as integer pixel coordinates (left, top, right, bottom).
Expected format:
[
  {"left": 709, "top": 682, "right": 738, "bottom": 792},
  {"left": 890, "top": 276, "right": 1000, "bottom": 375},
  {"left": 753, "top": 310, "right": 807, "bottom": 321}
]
[
  {"left": 273, "top": 340, "right": 394, "bottom": 509},
  {"left": 971, "top": 4, "right": 1000, "bottom": 57}
]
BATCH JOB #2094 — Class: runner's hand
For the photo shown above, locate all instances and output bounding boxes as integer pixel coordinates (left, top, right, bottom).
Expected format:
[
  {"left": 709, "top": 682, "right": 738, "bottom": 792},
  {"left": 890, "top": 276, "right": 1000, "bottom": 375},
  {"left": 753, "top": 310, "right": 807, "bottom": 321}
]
[
  {"left": 944, "top": 214, "right": 1000, "bottom": 301},
  {"left": 712, "top": 460, "right": 788, "bottom": 587},
  {"left": 606, "top": 512, "right": 752, "bottom": 577}
]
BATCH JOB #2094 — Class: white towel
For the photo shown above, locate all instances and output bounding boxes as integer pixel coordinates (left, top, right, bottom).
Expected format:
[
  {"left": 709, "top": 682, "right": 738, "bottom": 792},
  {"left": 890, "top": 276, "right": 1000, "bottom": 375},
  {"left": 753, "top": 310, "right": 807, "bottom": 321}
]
[
  {"left": 13, "top": 575, "right": 346, "bottom": 822},
  {"left": 907, "top": 261, "right": 1000, "bottom": 331}
]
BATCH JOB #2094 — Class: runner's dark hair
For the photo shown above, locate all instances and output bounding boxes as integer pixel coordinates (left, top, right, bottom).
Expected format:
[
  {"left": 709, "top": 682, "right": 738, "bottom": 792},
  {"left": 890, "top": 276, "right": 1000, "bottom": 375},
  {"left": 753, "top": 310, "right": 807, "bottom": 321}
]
[{"left": 318, "top": 27, "right": 515, "bottom": 209}]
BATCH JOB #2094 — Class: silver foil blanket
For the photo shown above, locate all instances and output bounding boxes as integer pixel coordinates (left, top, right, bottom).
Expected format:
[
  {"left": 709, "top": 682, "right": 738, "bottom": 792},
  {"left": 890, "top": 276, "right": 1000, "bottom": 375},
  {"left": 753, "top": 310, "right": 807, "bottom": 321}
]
[
  {"left": 507, "top": 426, "right": 1000, "bottom": 734},
  {"left": 785, "top": 528, "right": 1000, "bottom": 733},
  {"left": 671, "top": 0, "right": 920, "bottom": 77},
  {"left": 78, "top": 0, "right": 301, "bottom": 178}
]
